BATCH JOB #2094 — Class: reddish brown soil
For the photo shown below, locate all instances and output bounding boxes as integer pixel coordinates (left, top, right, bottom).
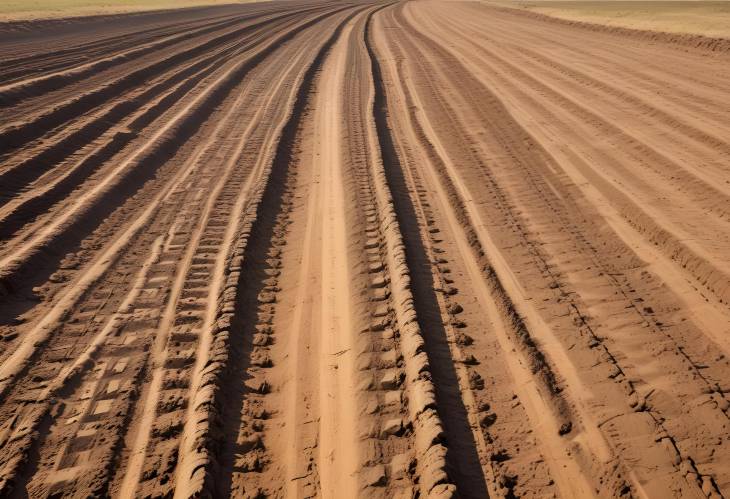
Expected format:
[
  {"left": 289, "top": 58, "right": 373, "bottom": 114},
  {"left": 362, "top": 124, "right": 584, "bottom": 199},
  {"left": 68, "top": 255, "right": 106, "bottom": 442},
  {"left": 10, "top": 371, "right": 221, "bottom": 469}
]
[{"left": 0, "top": 2, "right": 728, "bottom": 498}]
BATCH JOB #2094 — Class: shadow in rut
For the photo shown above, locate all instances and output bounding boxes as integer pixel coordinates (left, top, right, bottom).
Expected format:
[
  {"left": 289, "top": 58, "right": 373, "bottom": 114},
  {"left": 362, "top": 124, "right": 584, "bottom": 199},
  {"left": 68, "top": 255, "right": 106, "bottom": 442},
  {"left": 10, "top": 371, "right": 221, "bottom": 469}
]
[
  {"left": 366, "top": 13, "right": 490, "bottom": 499},
  {"left": 0, "top": 6, "right": 350, "bottom": 331},
  {"left": 214, "top": 6, "right": 362, "bottom": 495}
]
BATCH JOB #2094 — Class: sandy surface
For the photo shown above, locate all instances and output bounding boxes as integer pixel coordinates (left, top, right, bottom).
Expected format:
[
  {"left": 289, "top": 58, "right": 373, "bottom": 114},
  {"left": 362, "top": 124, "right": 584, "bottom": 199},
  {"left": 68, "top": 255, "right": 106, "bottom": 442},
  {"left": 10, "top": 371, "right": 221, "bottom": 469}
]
[
  {"left": 498, "top": 1, "right": 730, "bottom": 38},
  {"left": 0, "top": 1, "right": 729, "bottom": 497}
]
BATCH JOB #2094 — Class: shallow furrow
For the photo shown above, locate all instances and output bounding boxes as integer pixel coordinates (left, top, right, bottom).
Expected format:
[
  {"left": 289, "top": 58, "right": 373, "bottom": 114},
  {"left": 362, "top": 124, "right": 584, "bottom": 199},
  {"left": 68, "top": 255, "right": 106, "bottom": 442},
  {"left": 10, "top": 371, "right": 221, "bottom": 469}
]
[
  {"left": 0, "top": 6, "right": 326, "bottom": 162},
  {"left": 0, "top": 12, "right": 297, "bottom": 199},
  {"left": 0, "top": 8, "right": 290, "bottom": 88},
  {"left": 0, "top": 7, "right": 360, "bottom": 497},
  {"left": 413, "top": 4, "right": 730, "bottom": 313},
  {"left": 393, "top": 3, "right": 730, "bottom": 495},
  {"left": 0, "top": 6, "right": 347, "bottom": 304},
  {"left": 0, "top": 7, "right": 272, "bottom": 79}
]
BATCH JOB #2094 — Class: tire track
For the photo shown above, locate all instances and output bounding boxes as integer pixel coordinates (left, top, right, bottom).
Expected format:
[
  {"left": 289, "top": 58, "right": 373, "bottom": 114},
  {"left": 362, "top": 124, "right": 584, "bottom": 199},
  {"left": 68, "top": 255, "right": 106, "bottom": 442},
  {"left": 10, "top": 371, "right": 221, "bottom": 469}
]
[
  {"left": 410, "top": 2, "right": 730, "bottom": 346},
  {"left": 0, "top": 6, "right": 345, "bottom": 298},
  {"left": 0, "top": 10, "right": 355, "bottom": 495},
  {"left": 391, "top": 3, "right": 730, "bottom": 495},
  {"left": 373, "top": 8, "right": 602, "bottom": 498},
  {"left": 0, "top": 13, "right": 304, "bottom": 237},
  {"left": 0, "top": 6, "right": 323, "bottom": 193},
  {"left": 0, "top": 11, "right": 259, "bottom": 104},
  {"left": 0, "top": 8, "right": 268, "bottom": 81},
  {"left": 0, "top": 7, "right": 305, "bottom": 94},
  {"left": 366, "top": 10, "right": 490, "bottom": 498},
  {"left": 166, "top": 7, "right": 367, "bottom": 497}
]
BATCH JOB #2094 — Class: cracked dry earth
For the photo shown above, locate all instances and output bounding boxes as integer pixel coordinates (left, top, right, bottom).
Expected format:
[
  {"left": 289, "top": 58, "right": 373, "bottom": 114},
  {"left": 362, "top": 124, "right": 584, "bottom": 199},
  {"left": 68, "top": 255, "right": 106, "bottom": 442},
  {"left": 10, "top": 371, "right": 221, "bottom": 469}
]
[{"left": 0, "top": 1, "right": 729, "bottom": 498}]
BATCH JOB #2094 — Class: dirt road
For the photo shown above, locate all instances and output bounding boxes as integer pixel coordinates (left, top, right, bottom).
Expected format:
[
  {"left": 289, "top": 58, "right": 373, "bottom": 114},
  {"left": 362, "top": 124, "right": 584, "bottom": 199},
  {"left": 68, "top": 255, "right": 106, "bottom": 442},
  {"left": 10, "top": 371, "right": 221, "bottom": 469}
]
[{"left": 0, "top": 1, "right": 728, "bottom": 497}]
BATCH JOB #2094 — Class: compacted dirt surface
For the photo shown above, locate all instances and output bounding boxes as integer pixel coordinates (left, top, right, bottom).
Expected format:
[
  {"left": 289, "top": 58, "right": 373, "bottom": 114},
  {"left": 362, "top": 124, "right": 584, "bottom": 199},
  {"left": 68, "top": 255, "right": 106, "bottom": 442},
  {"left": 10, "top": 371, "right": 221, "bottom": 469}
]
[{"left": 0, "top": 1, "right": 729, "bottom": 498}]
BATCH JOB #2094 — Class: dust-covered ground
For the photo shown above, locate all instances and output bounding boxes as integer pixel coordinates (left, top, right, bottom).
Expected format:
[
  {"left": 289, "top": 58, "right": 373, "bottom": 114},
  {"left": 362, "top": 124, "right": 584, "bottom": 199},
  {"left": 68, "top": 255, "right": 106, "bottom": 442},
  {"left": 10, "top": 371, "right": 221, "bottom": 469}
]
[
  {"left": 499, "top": 0, "right": 730, "bottom": 38},
  {"left": 0, "top": 1, "right": 729, "bottom": 498}
]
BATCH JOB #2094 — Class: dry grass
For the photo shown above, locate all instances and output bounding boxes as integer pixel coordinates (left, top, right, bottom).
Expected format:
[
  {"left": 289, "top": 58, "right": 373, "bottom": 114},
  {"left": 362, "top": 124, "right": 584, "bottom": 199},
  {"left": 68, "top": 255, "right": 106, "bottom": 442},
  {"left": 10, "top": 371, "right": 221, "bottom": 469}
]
[
  {"left": 0, "top": 0, "right": 258, "bottom": 21},
  {"left": 493, "top": 1, "right": 730, "bottom": 38}
]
